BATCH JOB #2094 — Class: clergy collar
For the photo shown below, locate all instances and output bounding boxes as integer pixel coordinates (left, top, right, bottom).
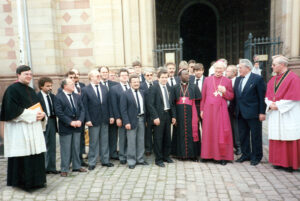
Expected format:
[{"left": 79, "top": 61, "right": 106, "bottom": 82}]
[{"left": 181, "top": 81, "right": 188, "bottom": 85}]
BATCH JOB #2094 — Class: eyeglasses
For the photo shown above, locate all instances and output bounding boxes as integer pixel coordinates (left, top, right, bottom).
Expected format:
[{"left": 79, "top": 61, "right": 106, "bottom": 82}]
[{"left": 145, "top": 74, "right": 153, "bottom": 77}]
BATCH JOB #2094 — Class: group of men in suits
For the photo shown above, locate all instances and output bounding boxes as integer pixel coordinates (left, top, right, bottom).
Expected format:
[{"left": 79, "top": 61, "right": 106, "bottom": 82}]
[{"left": 37, "top": 57, "right": 268, "bottom": 177}]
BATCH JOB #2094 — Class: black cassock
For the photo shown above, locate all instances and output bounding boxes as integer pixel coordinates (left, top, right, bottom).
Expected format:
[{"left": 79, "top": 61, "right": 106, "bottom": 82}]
[
  {"left": 0, "top": 82, "right": 46, "bottom": 190},
  {"left": 171, "top": 83, "right": 201, "bottom": 159}
]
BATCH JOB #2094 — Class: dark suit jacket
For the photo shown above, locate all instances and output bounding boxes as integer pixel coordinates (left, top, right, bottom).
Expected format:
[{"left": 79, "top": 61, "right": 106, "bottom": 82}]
[
  {"left": 81, "top": 84, "right": 112, "bottom": 126},
  {"left": 120, "top": 89, "right": 145, "bottom": 129},
  {"left": 233, "top": 73, "right": 266, "bottom": 119},
  {"left": 189, "top": 75, "right": 205, "bottom": 88},
  {"left": 37, "top": 91, "right": 58, "bottom": 131},
  {"left": 54, "top": 92, "right": 85, "bottom": 135},
  {"left": 140, "top": 74, "right": 145, "bottom": 83},
  {"left": 147, "top": 83, "right": 175, "bottom": 122},
  {"left": 140, "top": 82, "right": 154, "bottom": 119},
  {"left": 167, "top": 76, "right": 180, "bottom": 88},
  {"left": 110, "top": 83, "right": 128, "bottom": 119}
]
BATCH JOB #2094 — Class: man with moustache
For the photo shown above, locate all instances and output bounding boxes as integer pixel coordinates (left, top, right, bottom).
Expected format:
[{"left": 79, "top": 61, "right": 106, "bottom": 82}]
[
  {"left": 140, "top": 68, "right": 154, "bottom": 156},
  {"left": 166, "top": 62, "right": 179, "bottom": 87},
  {"left": 37, "top": 77, "right": 59, "bottom": 174},
  {"left": 120, "top": 75, "right": 148, "bottom": 169}
]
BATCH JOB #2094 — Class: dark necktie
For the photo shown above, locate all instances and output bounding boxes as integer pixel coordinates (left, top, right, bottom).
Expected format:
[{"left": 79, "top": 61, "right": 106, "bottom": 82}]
[
  {"left": 95, "top": 84, "right": 101, "bottom": 103},
  {"left": 239, "top": 77, "right": 245, "bottom": 93},
  {"left": 104, "top": 81, "right": 108, "bottom": 90},
  {"left": 124, "top": 85, "right": 128, "bottom": 91},
  {"left": 135, "top": 90, "right": 141, "bottom": 114},
  {"left": 170, "top": 78, "right": 174, "bottom": 87},
  {"left": 163, "top": 86, "right": 170, "bottom": 109},
  {"left": 67, "top": 94, "right": 76, "bottom": 115},
  {"left": 196, "top": 78, "right": 200, "bottom": 86},
  {"left": 75, "top": 83, "right": 81, "bottom": 93},
  {"left": 46, "top": 94, "right": 54, "bottom": 116},
  {"left": 149, "top": 83, "right": 153, "bottom": 88}
]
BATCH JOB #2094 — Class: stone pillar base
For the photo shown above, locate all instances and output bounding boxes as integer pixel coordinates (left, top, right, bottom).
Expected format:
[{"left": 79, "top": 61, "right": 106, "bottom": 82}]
[{"left": 289, "top": 57, "right": 300, "bottom": 76}]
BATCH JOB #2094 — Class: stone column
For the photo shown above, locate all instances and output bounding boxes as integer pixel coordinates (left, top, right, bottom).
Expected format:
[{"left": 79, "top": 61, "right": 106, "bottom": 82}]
[
  {"left": 289, "top": 0, "right": 300, "bottom": 75},
  {"left": 139, "top": 0, "right": 155, "bottom": 68}
]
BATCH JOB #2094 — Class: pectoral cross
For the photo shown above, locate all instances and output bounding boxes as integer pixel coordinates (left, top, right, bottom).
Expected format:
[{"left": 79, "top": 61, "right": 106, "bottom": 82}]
[
  {"left": 182, "top": 97, "right": 186, "bottom": 103},
  {"left": 214, "top": 91, "right": 218, "bottom": 97}
]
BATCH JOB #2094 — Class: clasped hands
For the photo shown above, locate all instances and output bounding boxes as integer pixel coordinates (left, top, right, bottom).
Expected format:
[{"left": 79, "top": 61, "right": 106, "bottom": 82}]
[
  {"left": 217, "top": 85, "right": 226, "bottom": 94},
  {"left": 70, "top": 120, "right": 82, "bottom": 128}
]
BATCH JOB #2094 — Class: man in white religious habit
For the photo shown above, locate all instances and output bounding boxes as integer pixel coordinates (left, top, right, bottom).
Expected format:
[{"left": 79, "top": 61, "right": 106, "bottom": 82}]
[{"left": 265, "top": 55, "right": 300, "bottom": 172}]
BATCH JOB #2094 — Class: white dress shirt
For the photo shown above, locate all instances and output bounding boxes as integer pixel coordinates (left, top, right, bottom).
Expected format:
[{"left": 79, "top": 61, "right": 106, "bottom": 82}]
[
  {"left": 63, "top": 90, "right": 76, "bottom": 109},
  {"left": 194, "top": 75, "right": 204, "bottom": 92},
  {"left": 131, "top": 88, "right": 144, "bottom": 115},
  {"left": 91, "top": 83, "right": 102, "bottom": 103},
  {"left": 120, "top": 82, "right": 129, "bottom": 91},
  {"left": 41, "top": 91, "right": 52, "bottom": 116},
  {"left": 168, "top": 77, "right": 176, "bottom": 86},
  {"left": 159, "top": 83, "right": 170, "bottom": 110},
  {"left": 241, "top": 72, "right": 251, "bottom": 92}
]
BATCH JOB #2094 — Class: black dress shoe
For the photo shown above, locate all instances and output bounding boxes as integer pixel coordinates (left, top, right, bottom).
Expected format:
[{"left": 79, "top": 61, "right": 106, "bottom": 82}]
[
  {"left": 81, "top": 162, "right": 88, "bottom": 167},
  {"left": 220, "top": 160, "right": 227, "bottom": 165},
  {"left": 163, "top": 158, "right": 174, "bottom": 163},
  {"left": 72, "top": 168, "right": 87, "bottom": 172},
  {"left": 234, "top": 148, "right": 242, "bottom": 155},
  {"left": 111, "top": 157, "right": 119, "bottom": 160},
  {"left": 284, "top": 167, "right": 293, "bottom": 173},
  {"left": 102, "top": 163, "right": 114, "bottom": 167},
  {"left": 88, "top": 165, "right": 95, "bottom": 170},
  {"left": 236, "top": 156, "right": 250, "bottom": 163},
  {"left": 46, "top": 170, "right": 60, "bottom": 174},
  {"left": 155, "top": 162, "right": 165, "bottom": 167},
  {"left": 120, "top": 160, "right": 127, "bottom": 165},
  {"left": 128, "top": 165, "right": 135, "bottom": 169},
  {"left": 137, "top": 161, "right": 149, "bottom": 165},
  {"left": 250, "top": 160, "right": 260, "bottom": 166}
]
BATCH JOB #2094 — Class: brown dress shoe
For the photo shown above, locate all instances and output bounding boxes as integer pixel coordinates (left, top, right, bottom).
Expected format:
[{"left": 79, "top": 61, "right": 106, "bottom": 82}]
[{"left": 60, "top": 172, "right": 68, "bottom": 177}]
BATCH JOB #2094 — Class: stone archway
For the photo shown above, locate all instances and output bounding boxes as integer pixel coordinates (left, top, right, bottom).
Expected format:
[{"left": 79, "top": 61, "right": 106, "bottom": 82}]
[{"left": 179, "top": 3, "right": 218, "bottom": 73}]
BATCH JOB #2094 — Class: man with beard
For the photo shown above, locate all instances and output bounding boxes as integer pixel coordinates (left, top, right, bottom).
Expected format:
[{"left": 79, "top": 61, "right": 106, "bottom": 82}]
[
  {"left": 37, "top": 77, "right": 59, "bottom": 174},
  {"left": 171, "top": 69, "right": 201, "bottom": 160}
]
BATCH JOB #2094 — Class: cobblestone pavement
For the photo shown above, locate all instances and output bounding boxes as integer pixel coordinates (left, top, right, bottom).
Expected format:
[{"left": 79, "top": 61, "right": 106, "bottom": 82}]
[{"left": 1, "top": 129, "right": 300, "bottom": 201}]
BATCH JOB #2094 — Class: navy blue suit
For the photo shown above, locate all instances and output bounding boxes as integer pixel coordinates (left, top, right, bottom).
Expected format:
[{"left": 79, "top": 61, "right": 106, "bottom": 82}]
[
  {"left": 167, "top": 76, "right": 180, "bottom": 88},
  {"left": 81, "top": 84, "right": 112, "bottom": 125},
  {"left": 140, "top": 81, "right": 154, "bottom": 154},
  {"left": 54, "top": 92, "right": 85, "bottom": 135},
  {"left": 120, "top": 89, "right": 146, "bottom": 129},
  {"left": 37, "top": 91, "right": 57, "bottom": 172},
  {"left": 120, "top": 88, "right": 146, "bottom": 166},
  {"left": 54, "top": 91, "right": 85, "bottom": 172},
  {"left": 101, "top": 80, "right": 120, "bottom": 159},
  {"left": 81, "top": 84, "right": 112, "bottom": 165},
  {"left": 234, "top": 73, "right": 266, "bottom": 163},
  {"left": 110, "top": 83, "right": 129, "bottom": 161}
]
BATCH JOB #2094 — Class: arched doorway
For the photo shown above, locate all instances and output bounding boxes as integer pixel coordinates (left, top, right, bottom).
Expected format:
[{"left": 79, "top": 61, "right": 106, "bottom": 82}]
[{"left": 179, "top": 3, "right": 217, "bottom": 74}]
